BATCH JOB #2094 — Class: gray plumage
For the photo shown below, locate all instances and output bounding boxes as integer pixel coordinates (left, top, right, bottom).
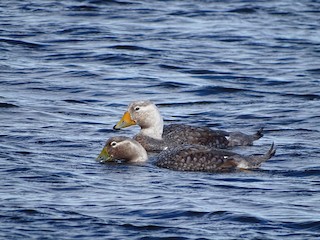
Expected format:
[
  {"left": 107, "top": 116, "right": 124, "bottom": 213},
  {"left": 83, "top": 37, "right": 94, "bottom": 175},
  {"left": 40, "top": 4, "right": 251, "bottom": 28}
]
[
  {"left": 134, "top": 125, "right": 263, "bottom": 152},
  {"left": 155, "top": 143, "right": 276, "bottom": 172},
  {"left": 114, "top": 100, "right": 264, "bottom": 152}
]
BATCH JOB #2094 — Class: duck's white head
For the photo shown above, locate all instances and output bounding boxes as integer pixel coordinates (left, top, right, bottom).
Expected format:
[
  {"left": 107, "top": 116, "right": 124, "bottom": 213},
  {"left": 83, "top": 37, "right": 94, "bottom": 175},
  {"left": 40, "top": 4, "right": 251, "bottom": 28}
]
[
  {"left": 113, "top": 100, "right": 164, "bottom": 140},
  {"left": 96, "top": 136, "right": 148, "bottom": 163}
]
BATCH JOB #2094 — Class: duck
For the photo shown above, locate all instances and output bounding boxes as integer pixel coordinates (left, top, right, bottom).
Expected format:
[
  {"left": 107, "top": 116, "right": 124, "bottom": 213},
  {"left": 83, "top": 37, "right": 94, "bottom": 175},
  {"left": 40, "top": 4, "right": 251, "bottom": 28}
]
[
  {"left": 96, "top": 136, "right": 276, "bottom": 172},
  {"left": 113, "top": 100, "right": 264, "bottom": 152}
]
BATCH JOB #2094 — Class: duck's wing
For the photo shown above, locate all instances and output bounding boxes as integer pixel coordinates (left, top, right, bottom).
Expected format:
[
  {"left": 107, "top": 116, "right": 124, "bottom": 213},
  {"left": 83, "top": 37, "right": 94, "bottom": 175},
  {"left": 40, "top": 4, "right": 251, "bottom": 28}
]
[
  {"left": 155, "top": 143, "right": 276, "bottom": 172},
  {"left": 155, "top": 145, "right": 239, "bottom": 172},
  {"left": 163, "top": 124, "right": 229, "bottom": 148}
]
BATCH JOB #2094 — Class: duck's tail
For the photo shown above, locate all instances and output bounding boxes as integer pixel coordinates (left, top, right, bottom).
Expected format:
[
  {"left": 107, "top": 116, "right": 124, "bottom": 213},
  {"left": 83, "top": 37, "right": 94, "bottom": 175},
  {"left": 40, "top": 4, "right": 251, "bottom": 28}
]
[
  {"left": 253, "top": 127, "right": 264, "bottom": 140},
  {"left": 227, "top": 127, "right": 264, "bottom": 147},
  {"left": 244, "top": 142, "right": 276, "bottom": 169}
]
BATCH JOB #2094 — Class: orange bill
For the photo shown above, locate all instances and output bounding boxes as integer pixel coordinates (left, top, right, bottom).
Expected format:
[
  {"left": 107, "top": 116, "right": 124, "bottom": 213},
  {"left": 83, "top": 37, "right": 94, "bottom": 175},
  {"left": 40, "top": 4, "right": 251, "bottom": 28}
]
[{"left": 113, "top": 111, "right": 136, "bottom": 130}]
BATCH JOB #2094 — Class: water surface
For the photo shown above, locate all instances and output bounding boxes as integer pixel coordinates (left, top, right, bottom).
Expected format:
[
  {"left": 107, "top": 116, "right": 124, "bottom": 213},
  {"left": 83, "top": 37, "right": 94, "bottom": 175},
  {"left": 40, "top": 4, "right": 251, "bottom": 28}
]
[{"left": 1, "top": 0, "right": 320, "bottom": 239}]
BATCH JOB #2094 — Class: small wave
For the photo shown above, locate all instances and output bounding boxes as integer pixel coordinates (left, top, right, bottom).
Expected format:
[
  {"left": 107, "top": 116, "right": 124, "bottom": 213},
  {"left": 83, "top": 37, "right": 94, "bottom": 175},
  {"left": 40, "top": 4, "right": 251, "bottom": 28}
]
[
  {"left": 155, "top": 209, "right": 210, "bottom": 219},
  {"left": 97, "top": 128, "right": 119, "bottom": 133},
  {"left": 120, "top": 223, "right": 168, "bottom": 231},
  {"left": 95, "top": 53, "right": 141, "bottom": 64},
  {"left": 0, "top": 102, "right": 19, "bottom": 108},
  {"left": 282, "top": 220, "right": 320, "bottom": 232},
  {"left": 228, "top": 7, "right": 258, "bottom": 14},
  {"left": 171, "top": 210, "right": 270, "bottom": 225},
  {"left": 235, "top": 114, "right": 271, "bottom": 120},
  {"left": 220, "top": 212, "right": 268, "bottom": 224},
  {"left": 88, "top": 0, "right": 135, "bottom": 5},
  {"left": 183, "top": 69, "right": 220, "bottom": 75},
  {"left": 0, "top": 37, "right": 49, "bottom": 49},
  {"left": 158, "top": 101, "right": 216, "bottom": 107},
  {"left": 159, "top": 64, "right": 186, "bottom": 70},
  {"left": 260, "top": 169, "right": 320, "bottom": 178},
  {"left": 44, "top": 51, "right": 92, "bottom": 60},
  {"left": 217, "top": 36, "right": 249, "bottom": 42},
  {"left": 4, "top": 167, "right": 31, "bottom": 173},
  {"left": 307, "top": 68, "right": 320, "bottom": 75},
  {"left": 63, "top": 99, "right": 87, "bottom": 104},
  {"left": 109, "top": 45, "right": 161, "bottom": 52},
  {"left": 67, "top": 5, "right": 99, "bottom": 12},
  {"left": 56, "top": 27, "right": 102, "bottom": 36},
  {"left": 187, "top": 85, "right": 247, "bottom": 96},
  {"left": 150, "top": 81, "right": 192, "bottom": 89},
  {"left": 284, "top": 169, "right": 320, "bottom": 178},
  {"left": 283, "top": 93, "right": 320, "bottom": 101},
  {"left": 16, "top": 151, "right": 33, "bottom": 155},
  {"left": 63, "top": 70, "right": 101, "bottom": 78}
]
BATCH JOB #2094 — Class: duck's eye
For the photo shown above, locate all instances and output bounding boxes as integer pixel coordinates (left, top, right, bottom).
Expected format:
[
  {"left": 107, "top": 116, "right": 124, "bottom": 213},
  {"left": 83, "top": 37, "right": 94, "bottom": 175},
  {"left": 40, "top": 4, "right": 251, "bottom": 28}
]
[
  {"left": 110, "top": 141, "right": 117, "bottom": 147},
  {"left": 134, "top": 107, "right": 140, "bottom": 111}
]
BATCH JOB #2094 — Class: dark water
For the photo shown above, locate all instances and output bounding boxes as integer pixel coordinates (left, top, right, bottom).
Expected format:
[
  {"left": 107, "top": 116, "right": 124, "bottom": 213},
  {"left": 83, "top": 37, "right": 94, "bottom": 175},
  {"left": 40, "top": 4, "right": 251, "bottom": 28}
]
[{"left": 1, "top": 0, "right": 320, "bottom": 239}]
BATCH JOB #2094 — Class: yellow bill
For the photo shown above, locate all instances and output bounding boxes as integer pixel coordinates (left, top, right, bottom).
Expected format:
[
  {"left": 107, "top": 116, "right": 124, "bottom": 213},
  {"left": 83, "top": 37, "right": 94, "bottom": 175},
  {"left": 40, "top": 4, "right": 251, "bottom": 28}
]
[
  {"left": 96, "top": 147, "right": 112, "bottom": 162},
  {"left": 113, "top": 111, "right": 136, "bottom": 130}
]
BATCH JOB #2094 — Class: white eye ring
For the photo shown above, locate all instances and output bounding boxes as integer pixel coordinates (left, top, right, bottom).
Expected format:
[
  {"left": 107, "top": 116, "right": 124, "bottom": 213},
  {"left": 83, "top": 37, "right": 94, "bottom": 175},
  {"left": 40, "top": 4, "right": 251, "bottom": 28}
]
[
  {"left": 110, "top": 141, "right": 117, "bottom": 147},
  {"left": 134, "top": 107, "right": 140, "bottom": 111}
]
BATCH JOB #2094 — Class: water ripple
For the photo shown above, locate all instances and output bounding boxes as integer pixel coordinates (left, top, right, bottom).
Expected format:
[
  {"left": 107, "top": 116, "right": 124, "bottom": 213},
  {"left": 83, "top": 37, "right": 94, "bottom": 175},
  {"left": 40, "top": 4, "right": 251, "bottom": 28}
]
[{"left": 1, "top": 0, "right": 320, "bottom": 239}]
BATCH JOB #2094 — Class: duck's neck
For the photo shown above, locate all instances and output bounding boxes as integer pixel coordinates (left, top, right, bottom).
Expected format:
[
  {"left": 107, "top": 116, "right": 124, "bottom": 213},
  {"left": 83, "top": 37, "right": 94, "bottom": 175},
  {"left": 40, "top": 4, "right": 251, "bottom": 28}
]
[
  {"left": 140, "top": 108, "right": 164, "bottom": 140},
  {"left": 130, "top": 143, "right": 148, "bottom": 163}
]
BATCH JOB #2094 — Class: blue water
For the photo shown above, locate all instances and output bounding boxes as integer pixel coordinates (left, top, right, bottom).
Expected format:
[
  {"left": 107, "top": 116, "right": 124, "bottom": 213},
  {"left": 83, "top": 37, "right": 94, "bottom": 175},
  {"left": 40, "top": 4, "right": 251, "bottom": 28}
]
[{"left": 1, "top": 0, "right": 320, "bottom": 239}]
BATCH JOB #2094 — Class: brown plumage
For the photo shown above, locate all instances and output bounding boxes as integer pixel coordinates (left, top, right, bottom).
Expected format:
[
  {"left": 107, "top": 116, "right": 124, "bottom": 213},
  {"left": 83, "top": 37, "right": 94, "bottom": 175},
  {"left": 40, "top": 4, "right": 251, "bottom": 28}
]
[{"left": 97, "top": 136, "right": 276, "bottom": 173}]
